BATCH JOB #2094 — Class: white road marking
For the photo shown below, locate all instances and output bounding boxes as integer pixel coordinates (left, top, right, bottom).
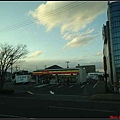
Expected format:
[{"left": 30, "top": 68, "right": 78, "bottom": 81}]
[
  {"left": 35, "top": 84, "right": 48, "bottom": 88},
  {"left": 49, "top": 106, "right": 115, "bottom": 113},
  {"left": 47, "top": 85, "right": 54, "bottom": 88},
  {"left": 93, "top": 81, "right": 99, "bottom": 88},
  {"left": 81, "top": 85, "right": 85, "bottom": 88},
  {"left": 49, "top": 91, "right": 54, "bottom": 95},
  {"left": 58, "top": 85, "right": 64, "bottom": 88},
  {"left": 27, "top": 91, "right": 34, "bottom": 94},
  {"left": 69, "top": 85, "right": 74, "bottom": 88},
  {"left": 0, "top": 113, "right": 25, "bottom": 118}
]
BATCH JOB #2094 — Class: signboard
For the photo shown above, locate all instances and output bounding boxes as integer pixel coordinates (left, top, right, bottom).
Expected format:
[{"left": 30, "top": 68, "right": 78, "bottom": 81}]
[{"left": 33, "top": 69, "right": 79, "bottom": 75}]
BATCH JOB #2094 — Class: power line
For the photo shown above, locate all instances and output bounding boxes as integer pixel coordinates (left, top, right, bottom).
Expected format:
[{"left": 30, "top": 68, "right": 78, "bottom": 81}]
[
  {"left": 0, "top": 2, "right": 82, "bottom": 33},
  {"left": 0, "top": 1, "right": 87, "bottom": 34}
]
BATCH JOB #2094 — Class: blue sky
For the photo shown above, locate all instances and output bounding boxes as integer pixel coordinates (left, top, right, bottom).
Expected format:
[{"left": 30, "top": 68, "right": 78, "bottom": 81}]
[{"left": 0, "top": 1, "right": 108, "bottom": 72}]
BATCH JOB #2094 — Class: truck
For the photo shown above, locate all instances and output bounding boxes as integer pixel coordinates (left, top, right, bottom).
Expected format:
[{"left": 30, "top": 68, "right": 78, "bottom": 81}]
[{"left": 12, "top": 70, "right": 32, "bottom": 84}]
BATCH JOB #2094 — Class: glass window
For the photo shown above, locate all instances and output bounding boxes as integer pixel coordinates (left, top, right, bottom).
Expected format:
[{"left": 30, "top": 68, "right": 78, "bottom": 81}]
[
  {"left": 118, "top": 44, "right": 120, "bottom": 49},
  {"left": 113, "top": 43, "right": 120, "bottom": 51},
  {"left": 112, "top": 22, "right": 120, "bottom": 29},
  {"left": 111, "top": 10, "right": 120, "bottom": 18},
  {"left": 111, "top": 5, "right": 120, "bottom": 12},
  {"left": 113, "top": 44, "right": 116, "bottom": 50},
  {"left": 115, "top": 51, "right": 118, "bottom": 55}
]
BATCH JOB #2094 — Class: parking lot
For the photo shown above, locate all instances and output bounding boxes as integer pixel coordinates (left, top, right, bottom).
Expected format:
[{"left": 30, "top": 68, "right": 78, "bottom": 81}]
[{"left": 4, "top": 80, "right": 106, "bottom": 96}]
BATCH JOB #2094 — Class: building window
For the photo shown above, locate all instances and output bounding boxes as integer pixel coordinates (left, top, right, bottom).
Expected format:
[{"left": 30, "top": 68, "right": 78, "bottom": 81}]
[
  {"left": 111, "top": 10, "right": 120, "bottom": 18},
  {"left": 111, "top": 17, "right": 120, "bottom": 22}
]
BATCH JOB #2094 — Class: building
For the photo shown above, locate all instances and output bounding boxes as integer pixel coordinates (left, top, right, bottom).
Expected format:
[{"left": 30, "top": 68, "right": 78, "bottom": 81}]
[
  {"left": 102, "top": 1, "right": 120, "bottom": 92},
  {"left": 33, "top": 65, "right": 86, "bottom": 84},
  {"left": 76, "top": 64, "right": 96, "bottom": 73},
  {"left": 45, "top": 65, "right": 63, "bottom": 69}
]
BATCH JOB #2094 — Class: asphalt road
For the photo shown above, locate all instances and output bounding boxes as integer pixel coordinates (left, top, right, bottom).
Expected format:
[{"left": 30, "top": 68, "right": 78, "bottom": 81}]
[
  {"left": 0, "top": 80, "right": 118, "bottom": 118},
  {"left": 3, "top": 80, "right": 106, "bottom": 96},
  {"left": 0, "top": 95, "right": 119, "bottom": 118}
]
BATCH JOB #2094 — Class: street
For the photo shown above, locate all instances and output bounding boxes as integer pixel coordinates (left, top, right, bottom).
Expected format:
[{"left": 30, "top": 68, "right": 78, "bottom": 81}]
[
  {"left": 0, "top": 80, "right": 118, "bottom": 118},
  {"left": 0, "top": 94, "right": 119, "bottom": 118}
]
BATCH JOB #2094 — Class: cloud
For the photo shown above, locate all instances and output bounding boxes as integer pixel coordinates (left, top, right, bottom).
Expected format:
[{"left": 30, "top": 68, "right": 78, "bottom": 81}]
[
  {"left": 63, "top": 29, "right": 98, "bottom": 48},
  {"left": 25, "top": 30, "right": 29, "bottom": 34},
  {"left": 28, "top": 1, "right": 107, "bottom": 49},
  {"left": 27, "top": 50, "right": 42, "bottom": 59},
  {"left": 18, "top": 58, "right": 103, "bottom": 72},
  {"left": 95, "top": 52, "right": 103, "bottom": 56},
  {"left": 28, "top": 1, "right": 107, "bottom": 33}
]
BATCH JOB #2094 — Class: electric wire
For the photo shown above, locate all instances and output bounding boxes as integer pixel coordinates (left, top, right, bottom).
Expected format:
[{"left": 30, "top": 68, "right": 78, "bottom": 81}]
[
  {"left": 0, "top": 1, "right": 87, "bottom": 34},
  {"left": 0, "top": 1, "right": 82, "bottom": 33}
]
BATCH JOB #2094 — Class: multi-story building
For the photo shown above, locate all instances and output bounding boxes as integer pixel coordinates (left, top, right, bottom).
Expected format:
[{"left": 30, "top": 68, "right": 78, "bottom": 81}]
[
  {"left": 102, "top": 1, "right": 120, "bottom": 92},
  {"left": 76, "top": 64, "right": 96, "bottom": 74}
]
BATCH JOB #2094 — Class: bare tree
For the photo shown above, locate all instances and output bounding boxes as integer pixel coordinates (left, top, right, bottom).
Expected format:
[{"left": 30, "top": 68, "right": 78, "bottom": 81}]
[{"left": 0, "top": 43, "right": 28, "bottom": 90}]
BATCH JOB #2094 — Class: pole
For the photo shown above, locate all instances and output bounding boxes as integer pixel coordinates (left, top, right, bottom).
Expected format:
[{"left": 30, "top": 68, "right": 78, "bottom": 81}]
[
  {"left": 103, "top": 56, "right": 108, "bottom": 92},
  {"left": 66, "top": 61, "right": 69, "bottom": 68},
  {"left": 0, "top": 65, "right": 1, "bottom": 80},
  {"left": 10, "top": 55, "right": 13, "bottom": 80}
]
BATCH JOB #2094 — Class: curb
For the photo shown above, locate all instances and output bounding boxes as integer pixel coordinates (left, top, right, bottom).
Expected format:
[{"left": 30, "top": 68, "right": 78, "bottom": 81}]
[{"left": 90, "top": 93, "right": 120, "bottom": 101}]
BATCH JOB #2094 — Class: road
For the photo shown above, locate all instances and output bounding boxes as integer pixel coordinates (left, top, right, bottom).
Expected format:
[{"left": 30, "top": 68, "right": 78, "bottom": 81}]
[
  {"left": 0, "top": 95, "right": 119, "bottom": 118},
  {"left": 0, "top": 80, "right": 117, "bottom": 118}
]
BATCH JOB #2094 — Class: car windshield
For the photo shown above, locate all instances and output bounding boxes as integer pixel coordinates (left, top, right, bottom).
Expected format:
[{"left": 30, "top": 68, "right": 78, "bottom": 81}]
[{"left": 0, "top": 1, "right": 120, "bottom": 119}]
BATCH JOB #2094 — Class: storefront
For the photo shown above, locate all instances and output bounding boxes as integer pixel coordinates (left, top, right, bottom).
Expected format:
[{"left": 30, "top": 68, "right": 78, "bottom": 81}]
[{"left": 32, "top": 68, "right": 86, "bottom": 84}]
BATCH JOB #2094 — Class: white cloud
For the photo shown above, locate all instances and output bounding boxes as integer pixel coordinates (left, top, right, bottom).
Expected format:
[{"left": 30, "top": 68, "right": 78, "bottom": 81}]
[
  {"left": 17, "top": 58, "right": 103, "bottom": 72},
  {"left": 95, "top": 52, "right": 103, "bottom": 56},
  {"left": 25, "top": 30, "right": 29, "bottom": 34},
  {"left": 28, "top": 1, "right": 107, "bottom": 33},
  {"left": 63, "top": 29, "right": 97, "bottom": 48},
  {"left": 27, "top": 50, "right": 42, "bottom": 59},
  {"left": 28, "top": 1, "right": 107, "bottom": 49}
]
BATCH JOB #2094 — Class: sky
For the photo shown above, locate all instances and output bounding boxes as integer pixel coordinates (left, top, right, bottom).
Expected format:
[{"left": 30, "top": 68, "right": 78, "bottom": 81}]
[{"left": 0, "top": 1, "right": 108, "bottom": 72}]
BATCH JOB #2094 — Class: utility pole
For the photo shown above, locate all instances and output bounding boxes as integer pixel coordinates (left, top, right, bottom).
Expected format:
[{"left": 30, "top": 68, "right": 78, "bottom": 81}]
[
  {"left": 10, "top": 55, "right": 13, "bottom": 80},
  {"left": 15, "top": 65, "right": 19, "bottom": 72},
  {"left": 36, "top": 67, "right": 38, "bottom": 71},
  {"left": 103, "top": 56, "right": 108, "bottom": 92},
  {"left": 45, "top": 65, "right": 46, "bottom": 69},
  {"left": 66, "top": 61, "right": 69, "bottom": 68}
]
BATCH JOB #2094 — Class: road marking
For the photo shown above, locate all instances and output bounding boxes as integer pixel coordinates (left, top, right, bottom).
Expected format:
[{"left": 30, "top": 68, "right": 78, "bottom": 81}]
[
  {"left": 93, "top": 81, "right": 99, "bottom": 88},
  {"left": 69, "top": 85, "right": 74, "bottom": 88},
  {"left": 27, "top": 91, "right": 34, "bottom": 94},
  {"left": 35, "top": 84, "right": 48, "bottom": 88},
  {"left": 49, "top": 106, "right": 115, "bottom": 113},
  {"left": 81, "top": 85, "right": 84, "bottom": 88},
  {"left": 0, "top": 113, "right": 25, "bottom": 118},
  {"left": 47, "top": 85, "right": 54, "bottom": 88},
  {"left": 49, "top": 90, "right": 54, "bottom": 95},
  {"left": 58, "top": 85, "right": 64, "bottom": 88}
]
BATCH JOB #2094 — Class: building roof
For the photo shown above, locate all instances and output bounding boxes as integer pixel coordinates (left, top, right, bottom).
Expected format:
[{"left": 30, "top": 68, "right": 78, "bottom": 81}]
[{"left": 45, "top": 65, "right": 63, "bottom": 69}]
